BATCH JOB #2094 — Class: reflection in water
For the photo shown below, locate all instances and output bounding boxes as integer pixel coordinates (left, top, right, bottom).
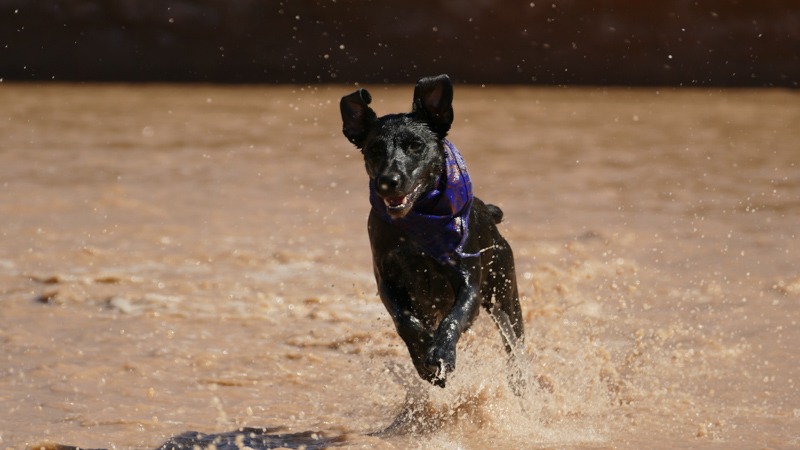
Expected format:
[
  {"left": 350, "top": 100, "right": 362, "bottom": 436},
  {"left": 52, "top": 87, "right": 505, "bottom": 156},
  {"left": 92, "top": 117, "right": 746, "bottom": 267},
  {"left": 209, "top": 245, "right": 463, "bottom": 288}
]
[
  {"left": 35, "top": 427, "right": 346, "bottom": 450},
  {"left": 0, "top": 84, "right": 798, "bottom": 449},
  {"left": 157, "top": 427, "right": 346, "bottom": 450}
]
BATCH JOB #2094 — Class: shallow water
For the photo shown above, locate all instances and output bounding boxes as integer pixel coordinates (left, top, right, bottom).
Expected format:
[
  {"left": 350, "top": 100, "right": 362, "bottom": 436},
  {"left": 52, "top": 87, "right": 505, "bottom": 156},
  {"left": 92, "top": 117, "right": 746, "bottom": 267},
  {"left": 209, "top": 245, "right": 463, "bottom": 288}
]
[{"left": 0, "top": 84, "right": 798, "bottom": 449}]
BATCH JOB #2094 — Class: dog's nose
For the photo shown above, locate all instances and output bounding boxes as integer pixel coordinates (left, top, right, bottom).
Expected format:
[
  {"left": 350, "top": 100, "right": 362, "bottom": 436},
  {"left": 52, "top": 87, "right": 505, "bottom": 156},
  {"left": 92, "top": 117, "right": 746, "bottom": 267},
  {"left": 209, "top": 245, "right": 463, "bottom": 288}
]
[{"left": 376, "top": 173, "right": 402, "bottom": 194}]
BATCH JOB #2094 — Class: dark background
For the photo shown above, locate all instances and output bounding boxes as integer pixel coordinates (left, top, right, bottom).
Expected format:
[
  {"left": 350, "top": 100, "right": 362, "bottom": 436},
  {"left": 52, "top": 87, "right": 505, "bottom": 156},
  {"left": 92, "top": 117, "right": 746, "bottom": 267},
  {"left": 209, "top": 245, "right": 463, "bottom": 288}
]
[{"left": 1, "top": 0, "right": 798, "bottom": 86}]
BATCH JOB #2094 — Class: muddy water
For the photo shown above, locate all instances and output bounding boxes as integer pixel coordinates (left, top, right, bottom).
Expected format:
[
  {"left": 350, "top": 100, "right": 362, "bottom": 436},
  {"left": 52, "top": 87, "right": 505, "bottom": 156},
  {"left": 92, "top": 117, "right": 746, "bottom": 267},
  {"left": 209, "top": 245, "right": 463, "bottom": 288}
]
[{"left": 0, "top": 84, "right": 798, "bottom": 449}]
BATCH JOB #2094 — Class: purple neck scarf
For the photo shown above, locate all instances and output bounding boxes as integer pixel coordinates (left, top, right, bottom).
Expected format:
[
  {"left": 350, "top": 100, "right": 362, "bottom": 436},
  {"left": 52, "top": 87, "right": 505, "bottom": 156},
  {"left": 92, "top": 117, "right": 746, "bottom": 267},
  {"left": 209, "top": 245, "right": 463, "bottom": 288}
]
[{"left": 370, "top": 139, "right": 479, "bottom": 265}]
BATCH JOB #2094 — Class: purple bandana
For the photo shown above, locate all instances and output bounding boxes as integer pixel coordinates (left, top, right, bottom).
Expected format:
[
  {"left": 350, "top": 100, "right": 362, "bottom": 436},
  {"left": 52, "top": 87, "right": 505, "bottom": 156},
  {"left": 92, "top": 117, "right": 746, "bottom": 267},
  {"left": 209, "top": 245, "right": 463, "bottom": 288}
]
[{"left": 370, "top": 139, "right": 479, "bottom": 265}]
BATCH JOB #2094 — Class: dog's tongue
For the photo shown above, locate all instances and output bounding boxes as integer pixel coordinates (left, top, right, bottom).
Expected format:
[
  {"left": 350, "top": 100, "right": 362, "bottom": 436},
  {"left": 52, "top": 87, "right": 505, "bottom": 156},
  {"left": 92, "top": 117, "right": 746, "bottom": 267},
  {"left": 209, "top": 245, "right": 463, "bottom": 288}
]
[{"left": 385, "top": 195, "right": 407, "bottom": 208}]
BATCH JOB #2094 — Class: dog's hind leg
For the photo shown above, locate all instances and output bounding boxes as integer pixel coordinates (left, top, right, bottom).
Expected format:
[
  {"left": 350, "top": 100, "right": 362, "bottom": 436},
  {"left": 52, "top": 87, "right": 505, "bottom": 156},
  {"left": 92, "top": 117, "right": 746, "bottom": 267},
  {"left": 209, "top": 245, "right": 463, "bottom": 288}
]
[
  {"left": 486, "top": 239, "right": 525, "bottom": 344},
  {"left": 483, "top": 239, "right": 527, "bottom": 394}
]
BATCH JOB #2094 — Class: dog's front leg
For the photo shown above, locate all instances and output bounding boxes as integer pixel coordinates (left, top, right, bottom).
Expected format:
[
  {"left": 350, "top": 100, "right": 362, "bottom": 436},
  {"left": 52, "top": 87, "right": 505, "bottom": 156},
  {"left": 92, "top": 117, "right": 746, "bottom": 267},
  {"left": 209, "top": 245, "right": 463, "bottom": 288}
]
[
  {"left": 378, "top": 281, "right": 438, "bottom": 383},
  {"left": 425, "top": 263, "right": 482, "bottom": 386}
]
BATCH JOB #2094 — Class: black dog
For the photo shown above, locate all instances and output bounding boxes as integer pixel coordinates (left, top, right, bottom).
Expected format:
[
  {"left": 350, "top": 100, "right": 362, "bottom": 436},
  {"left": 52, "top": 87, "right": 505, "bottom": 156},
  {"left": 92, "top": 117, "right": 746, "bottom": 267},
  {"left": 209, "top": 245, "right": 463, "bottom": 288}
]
[{"left": 340, "top": 74, "right": 524, "bottom": 389}]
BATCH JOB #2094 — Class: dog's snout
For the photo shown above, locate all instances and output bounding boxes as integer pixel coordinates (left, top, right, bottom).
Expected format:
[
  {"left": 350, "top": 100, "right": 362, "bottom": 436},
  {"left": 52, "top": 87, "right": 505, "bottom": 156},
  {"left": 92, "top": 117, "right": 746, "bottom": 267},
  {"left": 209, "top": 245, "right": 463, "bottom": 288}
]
[{"left": 376, "top": 173, "right": 402, "bottom": 195}]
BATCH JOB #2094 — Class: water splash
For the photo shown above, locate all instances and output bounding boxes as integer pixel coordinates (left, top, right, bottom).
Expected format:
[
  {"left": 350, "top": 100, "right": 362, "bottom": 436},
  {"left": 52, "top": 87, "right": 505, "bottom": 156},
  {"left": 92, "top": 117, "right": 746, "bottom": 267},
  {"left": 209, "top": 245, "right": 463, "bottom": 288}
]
[{"left": 373, "top": 320, "right": 613, "bottom": 448}]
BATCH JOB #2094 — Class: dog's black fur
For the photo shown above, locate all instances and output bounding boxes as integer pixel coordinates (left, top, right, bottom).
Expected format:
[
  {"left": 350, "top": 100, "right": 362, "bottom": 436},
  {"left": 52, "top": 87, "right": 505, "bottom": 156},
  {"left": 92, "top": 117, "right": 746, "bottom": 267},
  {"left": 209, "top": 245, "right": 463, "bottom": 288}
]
[{"left": 340, "top": 74, "right": 524, "bottom": 388}]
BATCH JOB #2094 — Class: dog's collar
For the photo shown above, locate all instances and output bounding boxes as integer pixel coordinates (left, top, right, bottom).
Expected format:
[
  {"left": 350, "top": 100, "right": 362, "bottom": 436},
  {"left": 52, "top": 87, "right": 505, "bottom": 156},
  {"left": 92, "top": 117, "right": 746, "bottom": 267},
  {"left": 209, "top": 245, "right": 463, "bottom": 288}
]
[{"left": 370, "top": 139, "right": 479, "bottom": 265}]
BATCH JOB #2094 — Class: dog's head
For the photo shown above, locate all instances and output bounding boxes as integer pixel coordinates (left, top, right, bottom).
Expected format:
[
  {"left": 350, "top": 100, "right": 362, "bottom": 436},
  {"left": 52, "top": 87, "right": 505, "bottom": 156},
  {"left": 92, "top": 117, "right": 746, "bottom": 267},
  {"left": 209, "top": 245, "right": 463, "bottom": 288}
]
[{"left": 340, "top": 74, "right": 455, "bottom": 218}]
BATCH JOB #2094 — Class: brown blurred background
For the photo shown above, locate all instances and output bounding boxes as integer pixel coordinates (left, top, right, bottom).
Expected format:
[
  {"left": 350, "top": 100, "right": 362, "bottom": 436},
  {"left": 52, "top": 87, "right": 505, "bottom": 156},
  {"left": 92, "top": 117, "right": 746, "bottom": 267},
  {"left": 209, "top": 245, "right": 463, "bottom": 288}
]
[{"left": 1, "top": 0, "right": 797, "bottom": 86}]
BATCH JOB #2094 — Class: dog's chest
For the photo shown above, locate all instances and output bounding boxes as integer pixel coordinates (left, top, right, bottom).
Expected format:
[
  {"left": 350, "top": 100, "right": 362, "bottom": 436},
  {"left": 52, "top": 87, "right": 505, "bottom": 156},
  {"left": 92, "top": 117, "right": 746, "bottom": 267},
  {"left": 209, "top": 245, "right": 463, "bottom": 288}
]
[{"left": 382, "top": 246, "right": 456, "bottom": 319}]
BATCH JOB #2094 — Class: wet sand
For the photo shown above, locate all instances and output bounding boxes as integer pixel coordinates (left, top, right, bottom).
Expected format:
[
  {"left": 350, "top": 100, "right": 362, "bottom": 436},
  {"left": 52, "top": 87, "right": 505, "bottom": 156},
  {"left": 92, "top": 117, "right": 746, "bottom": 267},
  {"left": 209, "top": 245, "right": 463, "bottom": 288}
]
[{"left": 0, "top": 84, "right": 798, "bottom": 449}]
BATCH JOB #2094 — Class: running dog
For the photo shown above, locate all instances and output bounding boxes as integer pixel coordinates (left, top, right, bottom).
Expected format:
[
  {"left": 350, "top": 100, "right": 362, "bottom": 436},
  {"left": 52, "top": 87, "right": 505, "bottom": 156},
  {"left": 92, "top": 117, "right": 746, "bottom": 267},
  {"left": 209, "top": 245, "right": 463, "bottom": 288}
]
[{"left": 339, "top": 74, "right": 524, "bottom": 389}]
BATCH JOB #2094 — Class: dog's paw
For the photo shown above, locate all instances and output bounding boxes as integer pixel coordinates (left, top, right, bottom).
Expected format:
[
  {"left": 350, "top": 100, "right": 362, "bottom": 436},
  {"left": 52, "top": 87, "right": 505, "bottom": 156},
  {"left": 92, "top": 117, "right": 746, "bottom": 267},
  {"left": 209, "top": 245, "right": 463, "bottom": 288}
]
[{"left": 424, "top": 344, "right": 456, "bottom": 388}]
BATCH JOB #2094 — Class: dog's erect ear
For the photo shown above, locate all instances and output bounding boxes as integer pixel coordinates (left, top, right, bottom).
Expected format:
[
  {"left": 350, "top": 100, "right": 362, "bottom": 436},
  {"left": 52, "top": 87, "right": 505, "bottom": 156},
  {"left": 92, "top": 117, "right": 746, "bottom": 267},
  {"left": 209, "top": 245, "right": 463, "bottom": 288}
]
[
  {"left": 340, "top": 88, "right": 377, "bottom": 147},
  {"left": 412, "top": 74, "right": 454, "bottom": 136}
]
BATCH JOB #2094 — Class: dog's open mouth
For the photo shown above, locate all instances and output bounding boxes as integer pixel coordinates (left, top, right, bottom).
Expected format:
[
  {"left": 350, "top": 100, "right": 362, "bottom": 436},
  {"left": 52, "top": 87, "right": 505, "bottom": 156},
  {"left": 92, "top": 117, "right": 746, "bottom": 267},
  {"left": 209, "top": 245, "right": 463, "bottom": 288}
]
[
  {"left": 381, "top": 185, "right": 421, "bottom": 217},
  {"left": 384, "top": 195, "right": 408, "bottom": 209},
  {"left": 384, "top": 194, "right": 411, "bottom": 215}
]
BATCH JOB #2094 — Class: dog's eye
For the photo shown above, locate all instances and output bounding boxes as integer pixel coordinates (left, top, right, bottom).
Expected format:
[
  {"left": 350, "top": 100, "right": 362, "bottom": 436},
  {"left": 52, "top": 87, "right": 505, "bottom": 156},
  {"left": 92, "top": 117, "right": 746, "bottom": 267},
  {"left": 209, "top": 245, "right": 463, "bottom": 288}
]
[{"left": 407, "top": 141, "right": 423, "bottom": 153}]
